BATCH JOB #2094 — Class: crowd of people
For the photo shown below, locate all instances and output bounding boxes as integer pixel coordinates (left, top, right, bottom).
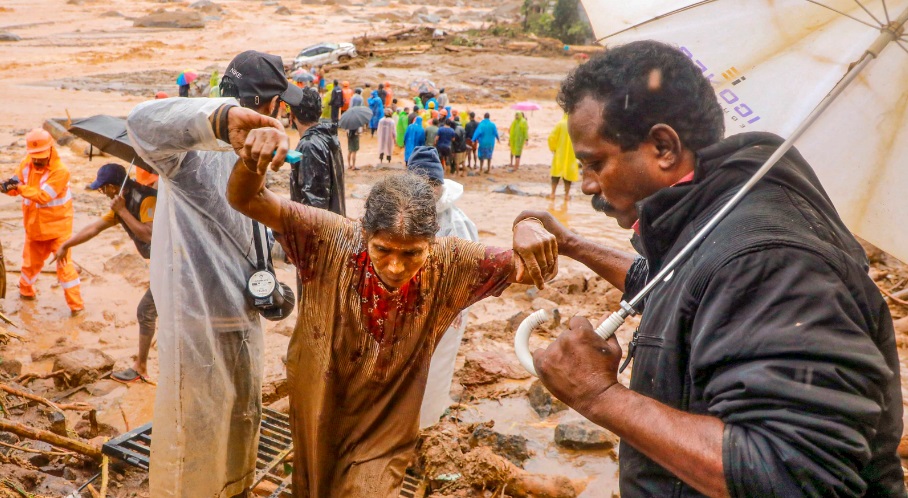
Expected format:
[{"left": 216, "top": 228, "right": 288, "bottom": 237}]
[{"left": 1, "top": 40, "right": 905, "bottom": 498}]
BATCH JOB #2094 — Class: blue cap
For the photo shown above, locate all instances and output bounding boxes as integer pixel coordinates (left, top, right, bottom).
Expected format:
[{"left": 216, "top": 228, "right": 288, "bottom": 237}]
[
  {"left": 407, "top": 147, "right": 444, "bottom": 184},
  {"left": 88, "top": 163, "right": 127, "bottom": 190}
]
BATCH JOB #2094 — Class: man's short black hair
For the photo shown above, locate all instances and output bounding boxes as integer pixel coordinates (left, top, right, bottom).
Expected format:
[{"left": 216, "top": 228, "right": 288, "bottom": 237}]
[
  {"left": 432, "top": 118, "right": 438, "bottom": 125},
  {"left": 557, "top": 40, "right": 724, "bottom": 151},
  {"left": 290, "top": 87, "right": 323, "bottom": 125},
  {"left": 469, "top": 111, "right": 475, "bottom": 119},
  {"left": 483, "top": 112, "right": 490, "bottom": 119}
]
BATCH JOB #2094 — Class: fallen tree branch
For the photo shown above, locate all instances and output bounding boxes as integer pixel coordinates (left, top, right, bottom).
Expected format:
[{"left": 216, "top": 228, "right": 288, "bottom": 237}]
[
  {"left": 15, "top": 369, "right": 65, "bottom": 384},
  {"left": 0, "top": 383, "right": 94, "bottom": 413},
  {"left": 0, "top": 439, "right": 77, "bottom": 457},
  {"left": 880, "top": 286, "right": 908, "bottom": 306},
  {"left": 0, "top": 418, "right": 101, "bottom": 460}
]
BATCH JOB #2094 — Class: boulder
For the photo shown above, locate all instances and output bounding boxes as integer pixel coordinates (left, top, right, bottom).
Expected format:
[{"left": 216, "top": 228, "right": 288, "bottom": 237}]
[
  {"left": 0, "top": 357, "right": 23, "bottom": 377},
  {"left": 0, "top": 31, "right": 21, "bottom": 42},
  {"left": 436, "top": 8, "right": 453, "bottom": 18},
  {"left": 459, "top": 351, "right": 530, "bottom": 385},
  {"left": 101, "top": 10, "right": 125, "bottom": 17},
  {"left": 34, "top": 475, "right": 77, "bottom": 496},
  {"left": 554, "top": 420, "right": 618, "bottom": 450},
  {"left": 492, "top": 184, "right": 531, "bottom": 196},
  {"left": 189, "top": 0, "right": 225, "bottom": 14},
  {"left": 134, "top": 11, "right": 206, "bottom": 29},
  {"left": 417, "top": 13, "right": 441, "bottom": 24},
  {"left": 470, "top": 424, "right": 530, "bottom": 465},
  {"left": 49, "top": 411, "right": 68, "bottom": 437},
  {"left": 527, "top": 380, "right": 567, "bottom": 417},
  {"left": 275, "top": 5, "right": 292, "bottom": 14},
  {"left": 52, "top": 349, "right": 115, "bottom": 387}
]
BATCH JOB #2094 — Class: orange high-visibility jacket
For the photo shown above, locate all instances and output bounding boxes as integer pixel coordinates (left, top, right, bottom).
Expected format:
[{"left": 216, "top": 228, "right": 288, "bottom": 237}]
[{"left": 7, "top": 150, "right": 74, "bottom": 241}]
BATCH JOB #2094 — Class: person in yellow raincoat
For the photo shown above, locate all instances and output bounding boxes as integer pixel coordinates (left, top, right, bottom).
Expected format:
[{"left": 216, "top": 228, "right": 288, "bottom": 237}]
[
  {"left": 547, "top": 114, "right": 579, "bottom": 200},
  {"left": 1, "top": 128, "right": 83, "bottom": 315},
  {"left": 508, "top": 111, "right": 529, "bottom": 172},
  {"left": 321, "top": 82, "right": 335, "bottom": 120}
]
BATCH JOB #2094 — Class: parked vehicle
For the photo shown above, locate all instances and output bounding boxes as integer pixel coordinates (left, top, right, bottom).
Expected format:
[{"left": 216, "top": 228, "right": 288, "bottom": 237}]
[{"left": 292, "top": 42, "right": 357, "bottom": 70}]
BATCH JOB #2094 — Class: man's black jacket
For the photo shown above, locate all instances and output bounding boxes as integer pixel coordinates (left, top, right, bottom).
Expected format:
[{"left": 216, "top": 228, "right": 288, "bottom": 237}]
[
  {"left": 619, "top": 132, "right": 906, "bottom": 497},
  {"left": 291, "top": 123, "right": 346, "bottom": 216}
]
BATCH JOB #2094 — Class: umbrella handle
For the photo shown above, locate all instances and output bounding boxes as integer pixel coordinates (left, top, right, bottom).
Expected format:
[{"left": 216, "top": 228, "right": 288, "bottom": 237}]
[{"left": 515, "top": 308, "right": 627, "bottom": 377}]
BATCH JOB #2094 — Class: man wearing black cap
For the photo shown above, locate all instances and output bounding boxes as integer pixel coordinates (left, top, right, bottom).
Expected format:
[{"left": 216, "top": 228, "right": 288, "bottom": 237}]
[
  {"left": 53, "top": 163, "right": 158, "bottom": 383},
  {"left": 127, "top": 50, "right": 303, "bottom": 498}
]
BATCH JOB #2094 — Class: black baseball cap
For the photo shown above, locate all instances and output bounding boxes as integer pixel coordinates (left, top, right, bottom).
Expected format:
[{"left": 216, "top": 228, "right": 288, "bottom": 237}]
[{"left": 220, "top": 50, "right": 303, "bottom": 106}]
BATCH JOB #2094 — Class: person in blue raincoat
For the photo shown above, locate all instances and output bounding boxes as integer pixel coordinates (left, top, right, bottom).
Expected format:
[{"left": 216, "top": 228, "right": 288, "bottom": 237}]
[
  {"left": 472, "top": 112, "right": 500, "bottom": 174},
  {"left": 368, "top": 90, "right": 384, "bottom": 137},
  {"left": 404, "top": 116, "right": 426, "bottom": 165}
]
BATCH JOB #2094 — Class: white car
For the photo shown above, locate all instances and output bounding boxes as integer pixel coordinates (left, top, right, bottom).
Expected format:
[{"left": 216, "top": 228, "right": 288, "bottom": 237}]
[{"left": 292, "top": 42, "right": 357, "bottom": 70}]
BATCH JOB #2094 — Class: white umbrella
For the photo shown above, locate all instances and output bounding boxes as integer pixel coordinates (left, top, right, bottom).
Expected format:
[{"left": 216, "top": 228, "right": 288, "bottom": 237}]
[{"left": 515, "top": 0, "right": 908, "bottom": 375}]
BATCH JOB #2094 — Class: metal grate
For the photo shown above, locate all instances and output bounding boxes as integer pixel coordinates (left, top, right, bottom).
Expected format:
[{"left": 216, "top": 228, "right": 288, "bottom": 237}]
[{"left": 101, "top": 407, "right": 294, "bottom": 496}]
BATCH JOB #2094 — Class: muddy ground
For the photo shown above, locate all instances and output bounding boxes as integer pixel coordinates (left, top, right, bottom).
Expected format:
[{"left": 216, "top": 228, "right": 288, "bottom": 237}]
[{"left": 1, "top": 1, "right": 907, "bottom": 497}]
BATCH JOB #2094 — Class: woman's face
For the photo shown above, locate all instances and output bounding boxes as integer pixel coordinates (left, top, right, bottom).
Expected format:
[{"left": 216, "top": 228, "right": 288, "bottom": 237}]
[{"left": 366, "top": 230, "right": 431, "bottom": 289}]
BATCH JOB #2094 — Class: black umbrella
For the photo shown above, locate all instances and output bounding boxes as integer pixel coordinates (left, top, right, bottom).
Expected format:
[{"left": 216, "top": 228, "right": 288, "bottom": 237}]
[
  {"left": 68, "top": 115, "right": 155, "bottom": 174},
  {"left": 337, "top": 106, "right": 372, "bottom": 131}
]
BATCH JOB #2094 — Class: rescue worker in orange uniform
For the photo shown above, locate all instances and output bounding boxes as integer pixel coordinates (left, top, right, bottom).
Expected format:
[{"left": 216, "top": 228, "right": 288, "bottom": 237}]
[
  {"left": 341, "top": 80, "right": 353, "bottom": 112},
  {"left": 1, "top": 128, "right": 83, "bottom": 315}
]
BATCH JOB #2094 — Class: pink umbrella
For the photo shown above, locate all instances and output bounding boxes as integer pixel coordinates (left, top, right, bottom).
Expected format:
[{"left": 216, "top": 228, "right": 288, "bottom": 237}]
[{"left": 510, "top": 101, "right": 542, "bottom": 111}]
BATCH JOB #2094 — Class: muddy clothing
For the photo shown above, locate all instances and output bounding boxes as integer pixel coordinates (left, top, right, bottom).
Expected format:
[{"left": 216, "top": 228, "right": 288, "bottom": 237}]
[
  {"left": 280, "top": 202, "right": 513, "bottom": 498},
  {"left": 101, "top": 180, "right": 156, "bottom": 259},
  {"left": 291, "top": 123, "right": 346, "bottom": 216},
  {"left": 619, "top": 132, "right": 905, "bottom": 497}
]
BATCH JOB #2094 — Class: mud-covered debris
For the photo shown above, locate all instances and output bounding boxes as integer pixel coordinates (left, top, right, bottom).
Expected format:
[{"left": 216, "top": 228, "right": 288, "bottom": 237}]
[
  {"left": 189, "top": 0, "right": 225, "bottom": 14},
  {"left": 52, "top": 349, "right": 115, "bottom": 387},
  {"left": 507, "top": 310, "right": 531, "bottom": 333},
  {"left": 492, "top": 184, "right": 531, "bottom": 196},
  {"left": 554, "top": 419, "right": 618, "bottom": 451},
  {"left": 134, "top": 10, "right": 206, "bottom": 29},
  {"left": 463, "top": 446, "right": 580, "bottom": 498},
  {"left": 275, "top": 5, "right": 292, "bottom": 14},
  {"left": 0, "top": 31, "right": 21, "bottom": 42},
  {"left": 528, "top": 380, "right": 568, "bottom": 418},
  {"left": 0, "top": 357, "right": 23, "bottom": 377},
  {"left": 459, "top": 351, "right": 531, "bottom": 386},
  {"left": 470, "top": 423, "right": 530, "bottom": 465}
]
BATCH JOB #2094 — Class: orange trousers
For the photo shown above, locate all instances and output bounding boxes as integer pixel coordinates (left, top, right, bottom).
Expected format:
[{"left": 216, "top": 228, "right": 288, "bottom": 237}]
[{"left": 19, "top": 237, "right": 83, "bottom": 312}]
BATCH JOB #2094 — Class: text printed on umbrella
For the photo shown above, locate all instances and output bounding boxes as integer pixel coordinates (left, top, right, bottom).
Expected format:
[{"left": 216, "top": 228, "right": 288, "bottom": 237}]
[{"left": 680, "top": 46, "right": 761, "bottom": 128}]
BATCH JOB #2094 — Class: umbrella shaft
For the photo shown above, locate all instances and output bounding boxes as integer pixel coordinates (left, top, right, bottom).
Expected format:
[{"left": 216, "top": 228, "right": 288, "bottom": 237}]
[{"left": 626, "top": 27, "right": 898, "bottom": 310}]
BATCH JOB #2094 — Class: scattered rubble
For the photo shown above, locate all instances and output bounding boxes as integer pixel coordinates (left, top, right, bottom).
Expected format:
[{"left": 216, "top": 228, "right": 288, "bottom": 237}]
[
  {"left": 52, "top": 349, "right": 115, "bottom": 387},
  {"left": 554, "top": 419, "right": 618, "bottom": 451},
  {"left": 469, "top": 422, "right": 530, "bottom": 465},
  {"left": 527, "top": 380, "right": 568, "bottom": 418}
]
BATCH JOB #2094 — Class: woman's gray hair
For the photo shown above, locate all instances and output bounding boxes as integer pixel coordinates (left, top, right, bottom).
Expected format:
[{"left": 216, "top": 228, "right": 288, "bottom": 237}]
[{"left": 362, "top": 173, "right": 439, "bottom": 239}]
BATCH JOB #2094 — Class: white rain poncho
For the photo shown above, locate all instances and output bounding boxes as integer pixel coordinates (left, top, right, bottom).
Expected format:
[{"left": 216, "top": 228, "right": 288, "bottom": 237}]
[
  {"left": 420, "top": 179, "right": 479, "bottom": 427},
  {"left": 127, "top": 97, "right": 265, "bottom": 498}
]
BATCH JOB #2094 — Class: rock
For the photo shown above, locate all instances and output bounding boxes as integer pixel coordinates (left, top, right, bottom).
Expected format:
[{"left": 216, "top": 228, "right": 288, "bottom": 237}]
[
  {"left": 418, "top": 13, "right": 441, "bottom": 23},
  {"left": 551, "top": 272, "right": 587, "bottom": 295},
  {"left": 527, "top": 380, "right": 568, "bottom": 418},
  {"left": 101, "top": 10, "right": 125, "bottom": 17},
  {"left": 32, "top": 344, "right": 79, "bottom": 362},
  {"left": 506, "top": 310, "right": 531, "bottom": 333},
  {"left": 0, "top": 357, "right": 23, "bottom": 377},
  {"left": 470, "top": 424, "right": 530, "bottom": 465},
  {"left": 530, "top": 297, "right": 558, "bottom": 312},
  {"left": 0, "top": 31, "right": 21, "bottom": 42},
  {"left": 413, "top": 6, "right": 428, "bottom": 14},
  {"left": 189, "top": 0, "right": 225, "bottom": 14},
  {"left": 29, "top": 452, "right": 51, "bottom": 468},
  {"left": 554, "top": 420, "right": 618, "bottom": 450},
  {"left": 262, "top": 377, "right": 289, "bottom": 404},
  {"left": 492, "top": 184, "right": 531, "bottom": 196},
  {"left": 535, "top": 286, "right": 566, "bottom": 304},
  {"left": 459, "top": 351, "right": 530, "bottom": 385},
  {"left": 134, "top": 10, "right": 206, "bottom": 29},
  {"left": 34, "top": 475, "right": 77, "bottom": 496},
  {"left": 42, "top": 119, "right": 73, "bottom": 146},
  {"left": 436, "top": 8, "right": 453, "bottom": 18},
  {"left": 49, "top": 411, "right": 68, "bottom": 436},
  {"left": 275, "top": 5, "right": 292, "bottom": 14},
  {"left": 0, "top": 432, "right": 19, "bottom": 455},
  {"left": 52, "top": 349, "right": 115, "bottom": 387}
]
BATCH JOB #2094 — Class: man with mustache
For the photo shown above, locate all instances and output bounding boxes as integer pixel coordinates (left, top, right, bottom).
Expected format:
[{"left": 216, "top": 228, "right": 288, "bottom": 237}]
[{"left": 515, "top": 40, "right": 905, "bottom": 497}]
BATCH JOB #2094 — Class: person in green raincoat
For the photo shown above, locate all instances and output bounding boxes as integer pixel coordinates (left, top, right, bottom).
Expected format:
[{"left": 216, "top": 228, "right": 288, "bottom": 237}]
[
  {"left": 508, "top": 112, "right": 529, "bottom": 172},
  {"left": 547, "top": 114, "right": 579, "bottom": 201},
  {"left": 321, "top": 82, "right": 334, "bottom": 120},
  {"left": 208, "top": 70, "right": 221, "bottom": 98},
  {"left": 396, "top": 108, "right": 408, "bottom": 148}
]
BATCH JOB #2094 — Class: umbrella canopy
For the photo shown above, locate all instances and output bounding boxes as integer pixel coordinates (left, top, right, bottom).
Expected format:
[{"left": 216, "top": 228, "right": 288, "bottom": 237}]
[
  {"left": 581, "top": 0, "right": 908, "bottom": 263},
  {"left": 68, "top": 115, "right": 155, "bottom": 174},
  {"left": 510, "top": 101, "right": 542, "bottom": 111},
  {"left": 291, "top": 69, "right": 315, "bottom": 83},
  {"left": 176, "top": 69, "right": 198, "bottom": 86},
  {"left": 338, "top": 106, "right": 373, "bottom": 130}
]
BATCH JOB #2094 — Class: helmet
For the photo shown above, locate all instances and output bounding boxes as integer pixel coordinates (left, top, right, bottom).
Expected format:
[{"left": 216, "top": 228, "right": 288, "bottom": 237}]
[{"left": 26, "top": 128, "right": 53, "bottom": 159}]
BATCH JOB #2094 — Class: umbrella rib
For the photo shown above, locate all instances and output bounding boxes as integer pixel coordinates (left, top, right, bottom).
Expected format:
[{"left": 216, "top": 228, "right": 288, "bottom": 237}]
[
  {"left": 597, "top": 0, "right": 720, "bottom": 42},
  {"left": 806, "top": 0, "right": 879, "bottom": 28},
  {"left": 881, "top": 0, "right": 891, "bottom": 24},
  {"left": 853, "top": 0, "right": 885, "bottom": 25},
  {"left": 895, "top": 39, "right": 908, "bottom": 55}
]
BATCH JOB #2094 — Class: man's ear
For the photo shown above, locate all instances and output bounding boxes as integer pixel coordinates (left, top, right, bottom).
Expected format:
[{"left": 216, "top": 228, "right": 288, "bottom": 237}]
[{"left": 648, "top": 124, "right": 683, "bottom": 171}]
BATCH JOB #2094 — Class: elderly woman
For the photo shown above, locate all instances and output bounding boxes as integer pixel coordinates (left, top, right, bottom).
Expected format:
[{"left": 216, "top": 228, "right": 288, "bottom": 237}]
[{"left": 224, "top": 107, "right": 557, "bottom": 498}]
